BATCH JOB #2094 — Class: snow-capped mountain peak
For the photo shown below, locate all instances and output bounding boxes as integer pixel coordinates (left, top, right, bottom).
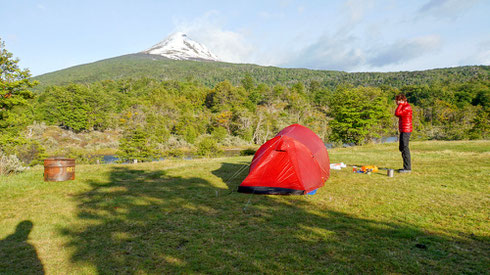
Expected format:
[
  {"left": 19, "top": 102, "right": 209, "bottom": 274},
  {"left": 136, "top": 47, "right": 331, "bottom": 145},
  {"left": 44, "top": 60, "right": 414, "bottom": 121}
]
[{"left": 141, "top": 32, "right": 220, "bottom": 62}]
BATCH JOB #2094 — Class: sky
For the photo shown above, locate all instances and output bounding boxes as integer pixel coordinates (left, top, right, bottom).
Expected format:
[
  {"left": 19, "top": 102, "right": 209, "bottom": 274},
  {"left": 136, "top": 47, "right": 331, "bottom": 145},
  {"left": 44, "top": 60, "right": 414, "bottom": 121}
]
[{"left": 1, "top": 0, "right": 489, "bottom": 76}]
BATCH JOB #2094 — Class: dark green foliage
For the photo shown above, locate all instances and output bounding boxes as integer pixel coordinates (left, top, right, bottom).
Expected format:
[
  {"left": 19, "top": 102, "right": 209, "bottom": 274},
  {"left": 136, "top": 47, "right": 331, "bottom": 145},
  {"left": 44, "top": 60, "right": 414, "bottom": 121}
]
[
  {"left": 15, "top": 140, "right": 46, "bottom": 166},
  {"left": 240, "top": 74, "right": 255, "bottom": 92},
  {"left": 24, "top": 75, "right": 490, "bottom": 162},
  {"left": 0, "top": 38, "right": 37, "bottom": 134},
  {"left": 205, "top": 80, "right": 247, "bottom": 112},
  {"left": 328, "top": 86, "right": 391, "bottom": 145},
  {"left": 0, "top": 134, "right": 46, "bottom": 166},
  {"left": 32, "top": 53, "right": 489, "bottom": 92},
  {"left": 313, "top": 88, "right": 331, "bottom": 107},
  {"left": 469, "top": 107, "right": 489, "bottom": 139},
  {"left": 60, "top": 148, "right": 102, "bottom": 165},
  {"left": 240, "top": 148, "right": 256, "bottom": 156},
  {"left": 471, "top": 87, "right": 489, "bottom": 108},
  {"left": 211, "top": 127, "right": 228, "bottom": 143},
  {"left": 37, "top": 83, "right": 120, "bottom": 132},
  {"left": 0, "top": 43, "right": 42, "bottom": 167},
  {"left": 118, "top": 128, "right": 156, "bottom": 162},
  {"left": 196, "top": 137, "right": 222, "bottom": 157}
]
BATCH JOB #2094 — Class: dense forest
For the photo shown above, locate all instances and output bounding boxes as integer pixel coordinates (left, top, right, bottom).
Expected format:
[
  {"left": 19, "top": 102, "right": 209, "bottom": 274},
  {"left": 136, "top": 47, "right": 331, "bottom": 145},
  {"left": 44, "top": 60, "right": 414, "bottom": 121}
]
[
  {"left": 1, "top": 39, "right": 489, "bottom": 171},
  {"left": 33, "top": 53, "right": 489, "bottom": 91}
]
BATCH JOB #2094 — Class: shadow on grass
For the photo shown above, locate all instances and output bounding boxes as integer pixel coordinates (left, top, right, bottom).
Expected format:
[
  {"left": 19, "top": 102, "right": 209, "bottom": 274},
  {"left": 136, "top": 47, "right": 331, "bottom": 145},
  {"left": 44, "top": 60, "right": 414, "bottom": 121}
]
[
  {"left": 62, "top": 163, "right": 488, "bottom": 273},
  {"left": 0, "top": 220, "right": 45, "bottom": 275}
]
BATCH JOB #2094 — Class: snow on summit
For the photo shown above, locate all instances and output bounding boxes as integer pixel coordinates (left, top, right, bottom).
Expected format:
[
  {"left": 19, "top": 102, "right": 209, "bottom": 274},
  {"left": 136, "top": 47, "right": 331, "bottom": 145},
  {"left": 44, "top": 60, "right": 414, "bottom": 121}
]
[{"left": 142, "top": 32, "right": 220, "bottom": 62}]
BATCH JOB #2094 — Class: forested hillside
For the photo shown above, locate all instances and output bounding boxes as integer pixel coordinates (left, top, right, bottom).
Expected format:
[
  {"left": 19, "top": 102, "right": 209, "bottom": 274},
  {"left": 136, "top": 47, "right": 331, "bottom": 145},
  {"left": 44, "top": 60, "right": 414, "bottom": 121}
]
[{"left": 33, "top": 53, "right": 489, "bottom": 91}]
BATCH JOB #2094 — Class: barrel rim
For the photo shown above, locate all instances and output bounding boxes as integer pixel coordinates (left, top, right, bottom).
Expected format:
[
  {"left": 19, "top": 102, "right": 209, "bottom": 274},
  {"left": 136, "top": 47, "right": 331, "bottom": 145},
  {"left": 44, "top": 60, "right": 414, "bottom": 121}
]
[{"left": 44, "top": 157, "right": 76, "bottom": 161}]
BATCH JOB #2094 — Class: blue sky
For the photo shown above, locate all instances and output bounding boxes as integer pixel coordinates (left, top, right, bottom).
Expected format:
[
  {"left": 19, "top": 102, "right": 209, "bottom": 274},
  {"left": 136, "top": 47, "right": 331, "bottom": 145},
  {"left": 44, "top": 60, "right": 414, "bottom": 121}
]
[{"left": 1, "top": 0, "right": 489, "bottom": 76}]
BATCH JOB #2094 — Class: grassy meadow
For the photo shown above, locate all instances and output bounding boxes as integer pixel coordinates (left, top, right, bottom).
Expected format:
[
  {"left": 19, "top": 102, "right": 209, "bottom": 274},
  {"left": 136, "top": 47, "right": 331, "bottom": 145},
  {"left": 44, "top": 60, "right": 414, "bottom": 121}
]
[{"left": 0, "top": 140, "right": 489, "bottom": 274}]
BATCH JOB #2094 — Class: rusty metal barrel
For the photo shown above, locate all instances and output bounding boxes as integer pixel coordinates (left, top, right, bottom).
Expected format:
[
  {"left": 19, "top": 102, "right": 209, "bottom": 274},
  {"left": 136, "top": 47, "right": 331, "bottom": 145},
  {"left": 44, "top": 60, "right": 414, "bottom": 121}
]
[{"left": 44, "top": 158, "right": 75, "bottom": 181}]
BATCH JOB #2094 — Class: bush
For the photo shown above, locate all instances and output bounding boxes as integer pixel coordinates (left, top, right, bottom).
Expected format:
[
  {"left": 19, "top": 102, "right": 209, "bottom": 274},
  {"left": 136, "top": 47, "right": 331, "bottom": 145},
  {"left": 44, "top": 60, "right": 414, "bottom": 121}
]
[
  {"left": 59, "top": 148, "right": 102, "bottom": 164},
  {"left": 220, "top": 136, "right": 251, "bottom": 147},
  {"left": 211, "top": 127, "right": 228, "bottom": 143},
  {"left": 184, "top": 126, "right": 198, "bottom": 144},
  {"left": 0, "top": 134, "right": 46, "bottom": 166},
  {"left": 196, "top": 137, "right": 222, "bottom": 157},
  {"left": 0, "top": 153, "right": 26, "bottom": 175},
  {"left": 118, "top": 128, "right": 156, "bottom": 162},
  {"left": 240, "top": 148, "right": 256, "bottom": 156},
  {"left": 165, "top": 148, "right": 186, "bottom": 158},
  {"left": 16, "top": 140, "right": 47, "bottom": 166}
]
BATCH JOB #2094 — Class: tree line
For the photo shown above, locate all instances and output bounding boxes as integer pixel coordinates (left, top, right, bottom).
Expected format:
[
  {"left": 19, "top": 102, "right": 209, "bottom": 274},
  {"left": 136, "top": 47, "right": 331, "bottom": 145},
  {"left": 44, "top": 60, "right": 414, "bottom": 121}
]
[{"left": 33, "top": 53, "right": 489, "bottom": 92}]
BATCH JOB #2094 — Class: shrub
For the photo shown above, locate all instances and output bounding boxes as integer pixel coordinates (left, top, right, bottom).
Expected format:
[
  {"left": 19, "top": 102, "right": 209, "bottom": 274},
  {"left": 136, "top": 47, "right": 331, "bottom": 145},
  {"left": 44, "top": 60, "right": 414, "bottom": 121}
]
[
  {"left": 220, "top": 136, "right": 250, "bottom": 147},
  {"left": 16, "top": 140, "right": 47, "bottom": 166},
  {"left": 165, "top": 148, "right": 186, "bottom": 158},
  {"left": 196, "top": 137, "right": 222, "bottom": 157},
  {"left": 240, "top": 148, "right": 256, "bottom": 156},
  {"left": 59, "top": 148, "right": 102, "bottom": 164},
  {"left": 0, "top": 153, "right": 26, "bottom": 175},
  {"left": 184, "top": 126, "right": 198, "bottom": 144},
  {"left": 118, "top": 128, "right": 156, "bottom": 162},
  {"left": 211, "top": 127, "right": 228, "bottom": 143}
]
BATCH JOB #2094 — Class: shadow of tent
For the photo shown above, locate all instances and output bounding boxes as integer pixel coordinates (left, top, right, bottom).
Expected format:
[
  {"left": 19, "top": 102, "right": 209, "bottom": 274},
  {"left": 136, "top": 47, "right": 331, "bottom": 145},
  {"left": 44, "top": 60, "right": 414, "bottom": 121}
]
[
  {"left": 211, "top": 161, "right": 250, "bottom": 192},
  {"left": 61, "top": 165, "right": 488, "bottom": 274}
]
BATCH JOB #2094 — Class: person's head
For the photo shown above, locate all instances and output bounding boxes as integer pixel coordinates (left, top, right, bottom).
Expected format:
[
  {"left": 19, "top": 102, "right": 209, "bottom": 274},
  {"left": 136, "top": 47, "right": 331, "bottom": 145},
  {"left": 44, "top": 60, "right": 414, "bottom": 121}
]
[
  {"left": 395, "top": 94, "right": 407, "bottom": 104},
  {"left": 10, "top": 220, "right": 33, "bottom": 241}
]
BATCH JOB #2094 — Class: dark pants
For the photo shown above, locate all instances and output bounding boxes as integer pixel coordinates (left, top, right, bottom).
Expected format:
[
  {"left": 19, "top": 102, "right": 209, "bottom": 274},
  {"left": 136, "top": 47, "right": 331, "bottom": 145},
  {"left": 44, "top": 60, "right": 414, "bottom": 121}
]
[{"left": 399, "top": 132, "right": 411, "bottom": 170}]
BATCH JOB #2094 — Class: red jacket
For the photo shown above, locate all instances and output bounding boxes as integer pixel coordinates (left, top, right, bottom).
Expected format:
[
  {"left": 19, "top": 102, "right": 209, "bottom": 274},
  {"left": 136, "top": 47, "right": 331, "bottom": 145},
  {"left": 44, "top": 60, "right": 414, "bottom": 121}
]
[{"left": 395, "top": 102, "right": 412, "bottom": 132}]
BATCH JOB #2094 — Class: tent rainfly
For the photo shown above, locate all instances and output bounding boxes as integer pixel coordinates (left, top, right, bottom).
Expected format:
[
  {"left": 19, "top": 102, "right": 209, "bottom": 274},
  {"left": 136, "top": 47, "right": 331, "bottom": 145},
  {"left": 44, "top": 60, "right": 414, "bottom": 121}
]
[{"left": 238, "top": 124, "right": 330, "bottom": 195}]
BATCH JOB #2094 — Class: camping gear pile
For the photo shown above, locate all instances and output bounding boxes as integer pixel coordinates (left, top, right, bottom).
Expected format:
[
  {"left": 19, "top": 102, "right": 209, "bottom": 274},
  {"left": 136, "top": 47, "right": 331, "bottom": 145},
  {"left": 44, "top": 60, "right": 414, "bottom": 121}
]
[{"left": 353, "top": 165, "right": 379, "bottom": 175}]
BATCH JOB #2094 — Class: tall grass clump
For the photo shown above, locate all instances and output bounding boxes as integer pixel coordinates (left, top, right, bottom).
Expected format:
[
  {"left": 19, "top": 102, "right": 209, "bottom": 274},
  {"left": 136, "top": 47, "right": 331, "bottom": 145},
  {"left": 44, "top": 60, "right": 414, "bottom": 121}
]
[{"left": 0, "top": 153, "right": 26, "bottom": 175}]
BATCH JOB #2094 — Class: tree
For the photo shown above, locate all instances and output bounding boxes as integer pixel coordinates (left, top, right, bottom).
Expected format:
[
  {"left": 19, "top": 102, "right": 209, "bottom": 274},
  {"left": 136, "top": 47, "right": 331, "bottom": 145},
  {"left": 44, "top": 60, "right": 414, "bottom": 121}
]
[
  {"left": 240, "top": 74, "right": 255, "bottom": 92},
  {"left": 37, "top": 83, "right": 120, "bottom": 132},
  {"left": 0, "top": 38, "right": 43, "bottom": 167},
  {"left": 118, "top": 128, "right": 155, "bottom": 162},
  {"left": 0, "top": 38, "right": 38, "bottom": 132},
  {"left": 468, "top": 107, "right": 489, "bottom": 139},
  {"left": 205, "top": 80, "right": 247, "bottom": 112},
  {"left": 328, "top": 86, "right": 391, "bottom": 145}
]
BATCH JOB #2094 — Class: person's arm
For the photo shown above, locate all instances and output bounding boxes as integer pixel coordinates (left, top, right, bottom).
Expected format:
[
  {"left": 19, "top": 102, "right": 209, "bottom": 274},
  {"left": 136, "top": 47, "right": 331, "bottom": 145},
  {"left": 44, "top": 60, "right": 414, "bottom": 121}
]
[{"left": 395, "top": 102, "right": 406, "bottom": 117}]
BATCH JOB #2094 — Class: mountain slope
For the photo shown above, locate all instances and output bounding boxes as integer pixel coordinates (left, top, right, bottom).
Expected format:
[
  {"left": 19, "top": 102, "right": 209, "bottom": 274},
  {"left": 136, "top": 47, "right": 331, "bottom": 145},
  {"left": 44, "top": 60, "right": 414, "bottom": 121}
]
[{"left": 32, "top": 53, "right": 489, "bottom": 91}]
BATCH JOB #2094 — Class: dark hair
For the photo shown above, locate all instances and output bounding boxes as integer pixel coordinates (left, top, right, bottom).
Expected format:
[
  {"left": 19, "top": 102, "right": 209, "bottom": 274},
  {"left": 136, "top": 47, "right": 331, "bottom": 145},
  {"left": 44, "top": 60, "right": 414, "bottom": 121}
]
[{"left": 395, "top": 94, "right": 407, "bottom": 102}]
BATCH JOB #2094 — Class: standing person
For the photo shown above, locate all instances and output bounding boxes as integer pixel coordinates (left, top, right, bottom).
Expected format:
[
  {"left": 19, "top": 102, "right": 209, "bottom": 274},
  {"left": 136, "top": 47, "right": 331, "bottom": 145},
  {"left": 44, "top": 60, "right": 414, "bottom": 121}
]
[{"left": 395, "top": 94, "right": 412, "bottom": 173}]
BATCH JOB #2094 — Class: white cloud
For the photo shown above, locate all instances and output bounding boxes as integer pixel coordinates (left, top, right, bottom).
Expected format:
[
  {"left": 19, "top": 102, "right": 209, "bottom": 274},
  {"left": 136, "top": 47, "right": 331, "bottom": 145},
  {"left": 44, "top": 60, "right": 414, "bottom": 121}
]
[
  {"left": 337, "top": 0, "right": 374, "bottom": 34},
  {"left": 284, "top": 33, "right": 364, "bottom": 70},
  {"left": 172, "top": 11, "right": 255, "bottom": 63},
  {"left": 367, "top": 35, "right": 442, "bottom": 67},
  {"left": 417, "top": 0, "right": 480, "bottom": 19},
  {"left": 460, "top": 40, "right": 490, "bottom": 65},
  {"left": 285, "top": 34, "right": 443, "bottom": 71}
]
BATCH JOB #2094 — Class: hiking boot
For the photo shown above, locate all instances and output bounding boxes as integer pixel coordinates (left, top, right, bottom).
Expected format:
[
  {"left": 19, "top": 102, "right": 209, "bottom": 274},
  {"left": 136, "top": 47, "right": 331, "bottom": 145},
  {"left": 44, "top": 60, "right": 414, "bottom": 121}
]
[{"left": 398, "top": 169, "right": 411, "bottom": 173}]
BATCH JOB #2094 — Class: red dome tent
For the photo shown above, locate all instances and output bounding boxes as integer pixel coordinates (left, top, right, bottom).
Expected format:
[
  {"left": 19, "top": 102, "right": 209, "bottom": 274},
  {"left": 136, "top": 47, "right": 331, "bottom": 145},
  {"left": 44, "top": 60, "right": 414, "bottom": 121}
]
[{"left": 238, "top": 124, "right": 330, "bottom": 195}]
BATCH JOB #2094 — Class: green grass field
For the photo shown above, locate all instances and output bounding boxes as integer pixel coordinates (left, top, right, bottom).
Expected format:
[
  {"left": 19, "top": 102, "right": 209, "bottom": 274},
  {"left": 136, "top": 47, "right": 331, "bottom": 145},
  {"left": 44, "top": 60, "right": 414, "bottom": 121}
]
[{"left": 1, "top": 140, "right": 489, "bottom": 274}]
